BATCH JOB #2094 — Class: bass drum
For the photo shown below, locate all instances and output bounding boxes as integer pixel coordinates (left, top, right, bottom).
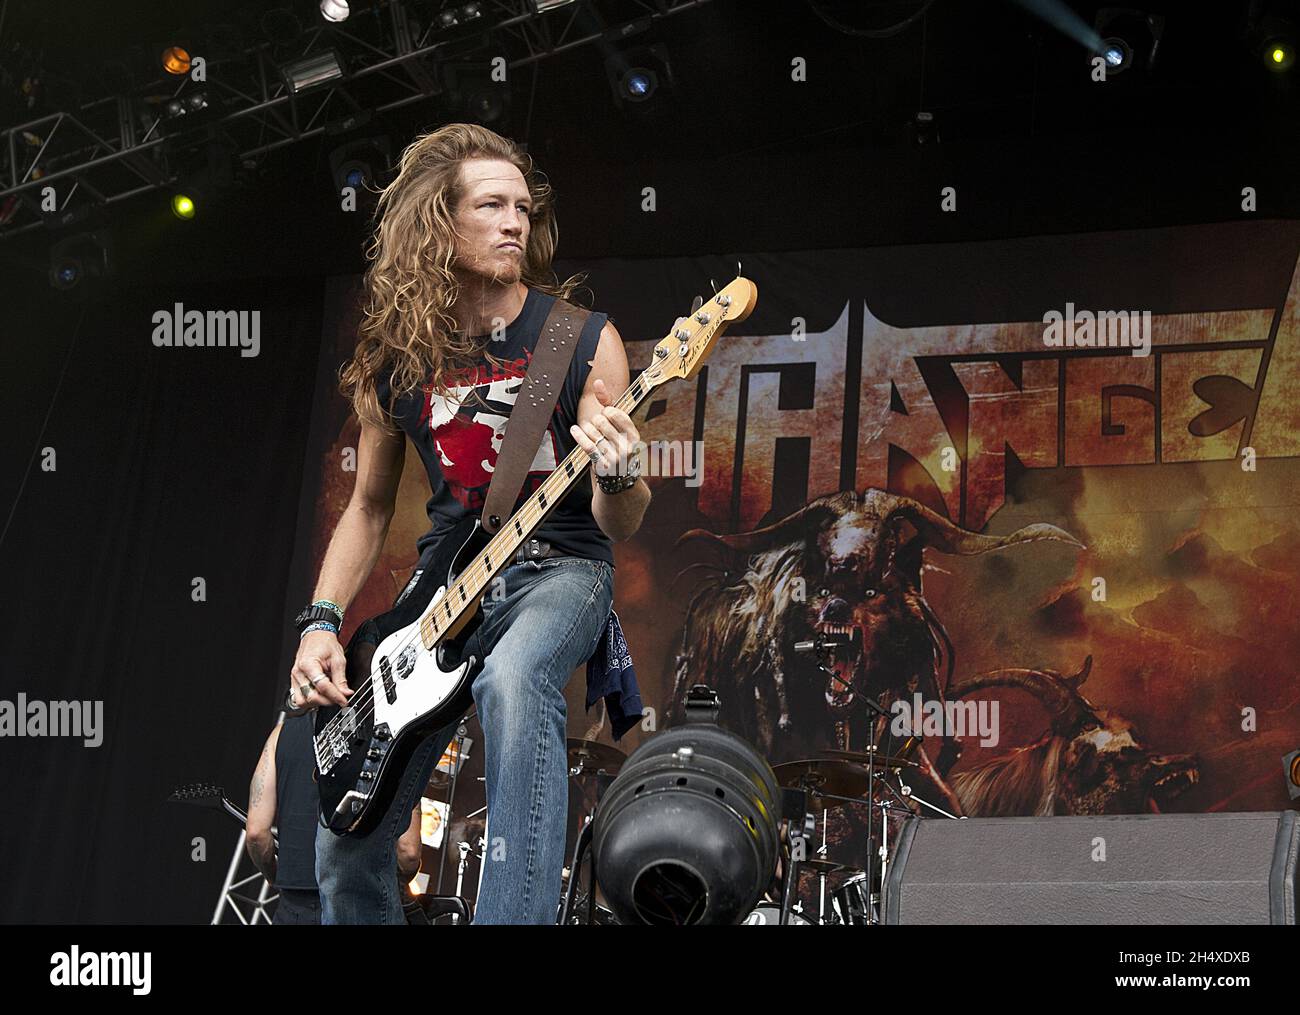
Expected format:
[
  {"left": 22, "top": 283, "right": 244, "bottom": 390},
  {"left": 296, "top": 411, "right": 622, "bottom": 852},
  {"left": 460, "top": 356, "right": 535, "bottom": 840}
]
[
  {"left": 741, "top": 904, "right": 812, "bottom": 925},
  {"left": 830, "top": 872, "right": 876, "bottom": 925}
]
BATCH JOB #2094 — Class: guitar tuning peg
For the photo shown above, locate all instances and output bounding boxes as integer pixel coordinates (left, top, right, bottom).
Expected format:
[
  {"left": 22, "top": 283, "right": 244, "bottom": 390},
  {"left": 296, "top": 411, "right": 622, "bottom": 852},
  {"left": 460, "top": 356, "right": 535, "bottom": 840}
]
[
  {"left": 691, "top": 295, "right": 704, "bottom": 313},
  {"left": 736, "top": 259, "right": 742, "bottom": 278},
  {"left": 710, "top": 277, "right": 718, "bottom": 294}
]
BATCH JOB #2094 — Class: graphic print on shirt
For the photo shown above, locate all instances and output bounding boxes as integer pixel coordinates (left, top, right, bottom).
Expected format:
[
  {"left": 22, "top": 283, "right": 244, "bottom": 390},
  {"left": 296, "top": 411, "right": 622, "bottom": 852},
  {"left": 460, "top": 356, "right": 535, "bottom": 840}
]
[{"left": 417, "top": 350, "right": 560, "bottom": 511}]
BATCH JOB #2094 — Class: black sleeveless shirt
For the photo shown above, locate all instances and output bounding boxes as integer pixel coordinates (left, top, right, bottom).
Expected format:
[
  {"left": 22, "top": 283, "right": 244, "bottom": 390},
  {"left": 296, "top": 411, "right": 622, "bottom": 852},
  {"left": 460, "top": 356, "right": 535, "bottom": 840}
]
[
  {"left": 375, "top": 287, "right": 615, "bottom": 566},
  {"left": 273, "top": 713, "right": 320, "bottom": 891}
]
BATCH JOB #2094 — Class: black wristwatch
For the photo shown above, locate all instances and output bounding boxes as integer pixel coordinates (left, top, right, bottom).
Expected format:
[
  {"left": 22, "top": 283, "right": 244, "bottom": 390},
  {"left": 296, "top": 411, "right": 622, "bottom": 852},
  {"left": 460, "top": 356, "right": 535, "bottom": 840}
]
[{"left": 294, "top": 603, "right": 342, "bottom": 634}]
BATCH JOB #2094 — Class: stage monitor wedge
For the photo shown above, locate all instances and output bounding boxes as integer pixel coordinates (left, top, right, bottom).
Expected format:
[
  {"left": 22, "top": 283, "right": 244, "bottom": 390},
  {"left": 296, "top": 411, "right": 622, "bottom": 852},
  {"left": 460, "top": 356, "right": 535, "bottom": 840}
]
[{"left": 883, "top": 811, "right": 1298, "bottom": 925}]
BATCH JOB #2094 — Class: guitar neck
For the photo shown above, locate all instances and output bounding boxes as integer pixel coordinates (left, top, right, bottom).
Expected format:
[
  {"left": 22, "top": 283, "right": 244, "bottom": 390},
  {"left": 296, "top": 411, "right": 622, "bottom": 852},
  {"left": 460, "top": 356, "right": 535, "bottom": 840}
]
[{"left": 418, "top": 370, "right": 656, "bottom": 648}]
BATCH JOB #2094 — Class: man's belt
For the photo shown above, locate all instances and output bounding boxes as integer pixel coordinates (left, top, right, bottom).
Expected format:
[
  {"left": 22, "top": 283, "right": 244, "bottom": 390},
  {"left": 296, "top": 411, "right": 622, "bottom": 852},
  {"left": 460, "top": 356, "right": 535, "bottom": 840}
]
[{"left": 513, "top": 537, "right": 563, "bottom": 564}]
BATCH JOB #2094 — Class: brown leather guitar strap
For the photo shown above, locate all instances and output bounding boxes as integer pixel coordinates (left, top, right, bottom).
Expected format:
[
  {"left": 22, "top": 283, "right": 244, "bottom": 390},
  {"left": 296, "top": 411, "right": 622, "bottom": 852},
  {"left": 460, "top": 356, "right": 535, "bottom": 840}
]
[{"left": 480, "top": 298, "right": 591, "bottom": 535}]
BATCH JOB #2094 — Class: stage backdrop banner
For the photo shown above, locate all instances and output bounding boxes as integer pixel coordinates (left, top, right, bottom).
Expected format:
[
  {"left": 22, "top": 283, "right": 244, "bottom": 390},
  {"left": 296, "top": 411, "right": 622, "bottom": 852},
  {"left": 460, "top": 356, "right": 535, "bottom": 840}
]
[{"left": 294, "top": 221, "right": 1300, "bottom": 875}]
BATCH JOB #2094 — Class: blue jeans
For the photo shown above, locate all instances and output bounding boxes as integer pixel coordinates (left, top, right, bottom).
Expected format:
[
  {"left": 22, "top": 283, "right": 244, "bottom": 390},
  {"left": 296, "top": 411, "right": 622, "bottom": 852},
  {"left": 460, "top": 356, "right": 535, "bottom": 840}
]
[{"left": 316, "top": 555, "right": 614, "bottom": 924}]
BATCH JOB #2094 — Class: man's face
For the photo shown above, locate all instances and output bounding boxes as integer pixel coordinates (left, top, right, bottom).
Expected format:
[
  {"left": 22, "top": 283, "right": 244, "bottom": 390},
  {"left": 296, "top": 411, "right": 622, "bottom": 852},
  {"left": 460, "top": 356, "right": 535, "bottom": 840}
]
[{"left": 452, "top": 158, "right": 532, "bottom": 284}]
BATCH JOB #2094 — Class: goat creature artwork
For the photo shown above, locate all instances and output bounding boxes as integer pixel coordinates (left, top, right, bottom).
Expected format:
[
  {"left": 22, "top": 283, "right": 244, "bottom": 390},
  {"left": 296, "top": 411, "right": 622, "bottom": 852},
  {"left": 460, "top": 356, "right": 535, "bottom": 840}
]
[
  {"left": 944, "top": 657, "right": 1200, "bottom": 816},
  {"left": 669, "top": 488, "right": 1201, "bottom": 818}
]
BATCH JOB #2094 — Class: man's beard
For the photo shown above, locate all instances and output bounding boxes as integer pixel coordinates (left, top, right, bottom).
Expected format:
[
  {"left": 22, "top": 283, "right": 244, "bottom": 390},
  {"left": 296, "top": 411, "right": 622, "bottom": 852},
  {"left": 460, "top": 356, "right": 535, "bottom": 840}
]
[{"left": 456, "top": 246, "right": 523, "bottom": 285}]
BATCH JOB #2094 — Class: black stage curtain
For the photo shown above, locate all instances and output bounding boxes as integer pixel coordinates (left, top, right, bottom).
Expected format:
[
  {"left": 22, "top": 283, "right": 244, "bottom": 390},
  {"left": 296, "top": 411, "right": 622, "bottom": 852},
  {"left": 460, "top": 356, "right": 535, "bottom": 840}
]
[{"left": 0, "top": 275, "right": 323, "bottom": 922}]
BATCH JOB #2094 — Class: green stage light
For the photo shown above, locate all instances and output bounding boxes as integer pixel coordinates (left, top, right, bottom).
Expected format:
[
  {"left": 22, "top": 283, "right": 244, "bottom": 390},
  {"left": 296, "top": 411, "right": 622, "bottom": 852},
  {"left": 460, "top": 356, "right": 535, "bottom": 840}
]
[
  {"left": 1266, "top": 40, "right": 1295, "bottom": 71},
  {"left": 171, "top": 194, "right": 196, "bottom": 220}
]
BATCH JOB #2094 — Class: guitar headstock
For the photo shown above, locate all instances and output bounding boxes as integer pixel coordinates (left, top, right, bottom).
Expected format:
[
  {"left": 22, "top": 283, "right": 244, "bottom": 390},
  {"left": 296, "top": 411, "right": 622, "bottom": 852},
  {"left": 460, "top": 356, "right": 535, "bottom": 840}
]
[
  {"left": 168, "top": 783, "right": 227, "bottom": 809},
  {"left": 642, "top": 276, "right": 758, "bottom": 386}
]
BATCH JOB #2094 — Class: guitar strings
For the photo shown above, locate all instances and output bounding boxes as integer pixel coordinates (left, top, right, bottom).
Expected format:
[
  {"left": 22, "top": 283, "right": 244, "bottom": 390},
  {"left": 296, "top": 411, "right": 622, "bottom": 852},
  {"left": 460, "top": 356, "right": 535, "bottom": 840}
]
[
  {"left": 314, "top": 293, "right": 731, "bottom": 773},
  {"left": 314, "top": 374, "right": 651, "bottom": 751}
]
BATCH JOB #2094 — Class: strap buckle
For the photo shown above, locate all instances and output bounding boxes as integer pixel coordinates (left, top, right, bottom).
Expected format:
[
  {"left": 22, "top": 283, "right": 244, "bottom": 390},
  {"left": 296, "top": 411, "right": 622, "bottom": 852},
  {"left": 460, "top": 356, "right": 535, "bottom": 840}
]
[{"left": 515, "top": 537, "right": 551, "bottom": 563}]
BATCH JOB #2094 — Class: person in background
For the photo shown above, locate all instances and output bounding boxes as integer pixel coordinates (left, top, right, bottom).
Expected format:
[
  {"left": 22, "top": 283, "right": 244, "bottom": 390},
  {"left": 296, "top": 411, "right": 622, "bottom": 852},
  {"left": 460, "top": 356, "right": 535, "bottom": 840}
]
[{"left": 247, "top": 712, "right": 422, "bottom": 924}]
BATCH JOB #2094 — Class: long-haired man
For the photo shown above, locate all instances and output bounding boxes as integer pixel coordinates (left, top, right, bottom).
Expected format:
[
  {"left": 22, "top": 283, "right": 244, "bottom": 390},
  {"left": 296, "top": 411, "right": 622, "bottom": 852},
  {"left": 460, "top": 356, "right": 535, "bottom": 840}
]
[{"left": 289, "top": 124, "right": 649, "bottom": 924}]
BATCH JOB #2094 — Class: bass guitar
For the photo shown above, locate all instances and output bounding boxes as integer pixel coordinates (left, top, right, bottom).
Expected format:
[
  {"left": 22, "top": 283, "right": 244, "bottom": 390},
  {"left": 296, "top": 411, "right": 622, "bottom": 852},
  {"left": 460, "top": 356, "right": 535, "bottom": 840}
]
[{"left": 314, "top": 277, "right": 758, "bottom": 834}]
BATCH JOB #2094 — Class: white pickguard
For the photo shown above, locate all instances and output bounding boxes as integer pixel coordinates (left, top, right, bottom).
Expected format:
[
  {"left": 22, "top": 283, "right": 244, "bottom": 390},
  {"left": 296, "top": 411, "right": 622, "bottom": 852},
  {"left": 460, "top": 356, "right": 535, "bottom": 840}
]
[{"left": 368, "top": 584, "right": 473, "bottom": 736}]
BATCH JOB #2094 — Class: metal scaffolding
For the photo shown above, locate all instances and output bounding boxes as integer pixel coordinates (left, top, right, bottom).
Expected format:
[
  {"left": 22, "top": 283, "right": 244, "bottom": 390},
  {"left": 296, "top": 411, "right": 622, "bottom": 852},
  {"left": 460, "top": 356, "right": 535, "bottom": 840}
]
[{"left": 0, "top": 0, "right": 709, "bottom": 238}]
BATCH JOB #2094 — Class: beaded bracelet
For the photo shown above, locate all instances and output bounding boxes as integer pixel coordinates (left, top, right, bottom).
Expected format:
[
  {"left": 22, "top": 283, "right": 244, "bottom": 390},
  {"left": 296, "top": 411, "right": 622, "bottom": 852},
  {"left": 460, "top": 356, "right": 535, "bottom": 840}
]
[{"left": 300, "top": 620, "right": 340, "bottom": 639}]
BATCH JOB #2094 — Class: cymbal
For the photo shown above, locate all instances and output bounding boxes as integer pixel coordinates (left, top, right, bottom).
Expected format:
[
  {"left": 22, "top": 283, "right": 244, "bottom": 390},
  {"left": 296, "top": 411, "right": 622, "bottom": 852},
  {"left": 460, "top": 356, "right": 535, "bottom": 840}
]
[
  {"left": 566, "top": 738, "right": 625, "bottom": 775},
  {"left": 773, "top": 758, "right": 879, "bottom": 809},
  {"left": 820, "top": 748, "right": 919, "bottom": 769},
  {"left": 793, "top": 858, "right": 863, "bottom": 877}
]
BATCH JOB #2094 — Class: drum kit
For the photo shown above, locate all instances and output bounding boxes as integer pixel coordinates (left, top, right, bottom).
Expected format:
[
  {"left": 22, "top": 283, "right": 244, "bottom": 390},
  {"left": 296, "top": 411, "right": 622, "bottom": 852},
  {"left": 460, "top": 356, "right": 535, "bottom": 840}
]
[
  {"left": 424, "top": 690, "right": 961, "bottom": 925},
  {"left": 767, "top": 745, "right": 925, "bottom": 925},
  {"left": 549, "top": 728, "right": 960, "bottom": 925}
]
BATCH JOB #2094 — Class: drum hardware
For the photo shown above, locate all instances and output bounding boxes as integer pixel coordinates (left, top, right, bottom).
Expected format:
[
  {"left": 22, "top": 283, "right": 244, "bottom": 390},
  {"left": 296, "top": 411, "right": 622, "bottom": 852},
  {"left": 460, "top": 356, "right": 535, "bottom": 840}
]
[
  {"left": 557, "top": 739, "right": 626, "bottom": 925},
  {"left": 567, "top": 737, "right": 626, "bottom": 778},
  {"left": 743, "top": 903, "right": 812, "bottom": 925},
  {"left": 776, "top": 788, "right": 814, "bottom": 925},
  {"left": 820, "top": 747, "right": 920, "bottom": 769},
  {"left": 831, "top": 871, "right": 875, "bottom": 926},
  {"left": 433, "top": 725, "right": 472, "bottom": 899},
  {"left": 443, "top": 837, "right": 484, "bottom": 924},
  {"left": 772, "top": 758, "right": 880, "bottom": 811}
]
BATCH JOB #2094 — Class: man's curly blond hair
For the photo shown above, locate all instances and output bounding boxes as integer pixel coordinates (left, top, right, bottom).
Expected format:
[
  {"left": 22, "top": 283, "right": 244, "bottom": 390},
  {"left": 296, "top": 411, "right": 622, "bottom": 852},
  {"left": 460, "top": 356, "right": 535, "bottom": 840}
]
[{"left": 340, "top": 123, "right": 585, "bottom": 431}]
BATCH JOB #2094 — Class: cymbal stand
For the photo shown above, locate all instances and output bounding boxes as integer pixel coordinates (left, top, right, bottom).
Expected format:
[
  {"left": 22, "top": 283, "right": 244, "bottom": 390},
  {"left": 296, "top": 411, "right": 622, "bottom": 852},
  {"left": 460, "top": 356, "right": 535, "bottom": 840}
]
[{"left": 434, "top": 725, "right": 470, "bottom": 897}]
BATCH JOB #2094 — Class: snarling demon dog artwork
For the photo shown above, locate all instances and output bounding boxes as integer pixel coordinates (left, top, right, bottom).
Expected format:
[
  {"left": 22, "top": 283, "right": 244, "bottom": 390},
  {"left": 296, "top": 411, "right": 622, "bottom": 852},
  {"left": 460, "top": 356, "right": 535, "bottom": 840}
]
[{"left": 668, "top": 488, "right": 1083, "bottom": 810}]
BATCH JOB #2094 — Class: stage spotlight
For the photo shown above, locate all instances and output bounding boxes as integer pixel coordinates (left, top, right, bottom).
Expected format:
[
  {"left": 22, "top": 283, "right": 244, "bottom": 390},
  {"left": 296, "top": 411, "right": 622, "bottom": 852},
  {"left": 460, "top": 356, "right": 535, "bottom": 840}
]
[
  {"left": 328, "top": 133, "right": 393, "bottom": 201},
  {"left": 1092, "top": 8, "right": 1165, "bottom": 76},
  {"left": 320, "top": 0, "right": 350, "bottom": 22},
  {"left": 906, "top": 110, "right": 940, "bottom": 146},
  {"left": 621, "top": 68, "right": 657, "bottom": 102},
  {"left": 441, "top": 62, "right": 510, "bottom": 126},
  {"left": 1102, "top": 37, "right": 1132, "bottom": 72},
  {"left": 1285, "top": 749, "right": 1300, "bottom": 800},
  {"left": 604, "top": 44, "right": 675, "bottom": 112},
  {"left": 437, "top": 2, "right": 485, "bottom": 28},
  {"left": 48, "top": 230, "right": 111, "bottom": 294},
  {"left": 590, "top": 687, "right": 782, "bottom": 925},
  {"left": 162, "top": 91, "right": 210, "bottom": 120},
  {"left": 171, "top": 193, "right": 196, "bottom": 220},
  {"left": 1246, "top": 9, "right": 1297, "bottom": 74},
  {"left": 161, "top": 46, "right": 191, "bottom": 76},
  {"left": 1265, "top": 39, "right": 1295, "bottom": 71},
  {"left": 280, "top": 51, "right": 345, "bottom": 94}
]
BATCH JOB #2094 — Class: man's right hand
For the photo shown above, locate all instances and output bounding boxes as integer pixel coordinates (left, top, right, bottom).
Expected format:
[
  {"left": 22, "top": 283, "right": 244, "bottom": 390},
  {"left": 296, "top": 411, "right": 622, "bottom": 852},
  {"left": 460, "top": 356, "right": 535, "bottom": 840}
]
[{"left": 289, "top": 631, "right": 353, "bottom": 709}]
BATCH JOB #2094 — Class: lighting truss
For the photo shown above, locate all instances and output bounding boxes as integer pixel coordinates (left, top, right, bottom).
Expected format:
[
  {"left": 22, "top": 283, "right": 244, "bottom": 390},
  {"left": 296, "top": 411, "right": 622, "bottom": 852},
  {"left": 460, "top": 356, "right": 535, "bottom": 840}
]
[{"left": 0, "top": 0, "right": 710, "bottom": 238}]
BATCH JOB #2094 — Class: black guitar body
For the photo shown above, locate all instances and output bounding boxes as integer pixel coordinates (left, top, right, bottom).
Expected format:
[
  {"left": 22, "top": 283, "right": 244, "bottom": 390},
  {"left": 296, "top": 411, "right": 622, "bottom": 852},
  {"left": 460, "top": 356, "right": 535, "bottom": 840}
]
[{"left": 314, "top": 518, "right": 492, "bottom": 835}]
